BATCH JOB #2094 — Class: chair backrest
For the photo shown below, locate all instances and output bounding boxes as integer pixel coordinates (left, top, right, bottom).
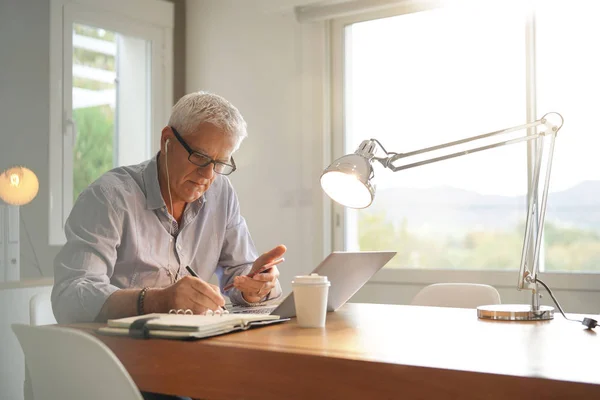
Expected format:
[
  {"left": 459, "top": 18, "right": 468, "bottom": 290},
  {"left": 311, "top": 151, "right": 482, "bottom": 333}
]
[
  {"left": 29, "top": 292, "right": 56, "bottom": 326},
  {"left": 410, "top": 283, "right": 501, "bottom": 308},
  {"left": 12, "top": 324, "right": 143, "bottom": 400}
]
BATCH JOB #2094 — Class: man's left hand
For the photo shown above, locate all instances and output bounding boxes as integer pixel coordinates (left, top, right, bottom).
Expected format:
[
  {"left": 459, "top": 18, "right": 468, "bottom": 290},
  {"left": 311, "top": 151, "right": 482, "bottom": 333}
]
[{"left": 234, "top": 244, "right": 286, "bottom": 303}]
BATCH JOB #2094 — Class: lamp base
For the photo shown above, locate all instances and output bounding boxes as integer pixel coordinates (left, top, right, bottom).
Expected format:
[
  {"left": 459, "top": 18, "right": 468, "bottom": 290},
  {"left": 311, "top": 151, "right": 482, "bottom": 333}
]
[{"left": 477, "top": 304, "right": 554, "bottom": 321}]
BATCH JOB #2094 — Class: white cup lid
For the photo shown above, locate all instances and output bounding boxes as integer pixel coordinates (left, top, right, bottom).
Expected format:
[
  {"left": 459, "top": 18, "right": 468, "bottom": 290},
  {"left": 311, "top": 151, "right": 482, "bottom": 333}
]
[{"left": 292, "top": 273, "right": 330, "bottom": 285}]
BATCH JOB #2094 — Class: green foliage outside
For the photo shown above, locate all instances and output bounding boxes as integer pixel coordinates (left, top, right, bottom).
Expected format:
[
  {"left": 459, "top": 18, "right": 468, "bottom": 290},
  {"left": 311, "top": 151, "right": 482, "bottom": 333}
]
[
  {"left": 73, "top": 48, "right": 115, "bottom": 76},
  {"left": 544, "top": 224, "right": 600, "bottom": 271},
  {"left": 73, "top": 77, "right": 114, "bottom": 91},
  {"left": 73, "top": 24, "right": 116, "bottom": 90},
  {"left": 74, "top": 23, "right": 116, "bottom": 42},
  {"left": 71, "top": 24, "right": 116, "bottom": 202},
  {"left": 358, "top": 211, "right": 600, "bottom": 272},
  {"left": 72, "top": 106, "right": 114, "bottom": 202}
]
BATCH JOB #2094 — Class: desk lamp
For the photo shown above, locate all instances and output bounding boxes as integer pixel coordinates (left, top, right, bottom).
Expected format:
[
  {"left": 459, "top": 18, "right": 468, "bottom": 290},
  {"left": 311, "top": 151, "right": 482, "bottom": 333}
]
[
  {"left": 0, "top": 166, "right": 40, "bottom": 281},
  {"left": 0, "top": 166, "right": 39, "bottom": 206},
  {"left": 321, "top": 113, "right": 563, "bottom": 321}
]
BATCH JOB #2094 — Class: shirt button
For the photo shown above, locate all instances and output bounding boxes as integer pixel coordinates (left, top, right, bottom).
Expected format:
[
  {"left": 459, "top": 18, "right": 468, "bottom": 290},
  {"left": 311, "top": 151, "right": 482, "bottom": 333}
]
[{"left": 177, "top": 244, "right": 182, "bottom": 251}]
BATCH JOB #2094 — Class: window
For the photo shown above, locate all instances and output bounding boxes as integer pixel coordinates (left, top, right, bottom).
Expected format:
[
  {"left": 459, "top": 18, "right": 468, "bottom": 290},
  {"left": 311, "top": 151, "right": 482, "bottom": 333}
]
[
  {"left": 332, "top": 0, "right": 600, "bottom": 273},
  {"left": 49, "top": 0, "right": 173, "bottom": 245}
]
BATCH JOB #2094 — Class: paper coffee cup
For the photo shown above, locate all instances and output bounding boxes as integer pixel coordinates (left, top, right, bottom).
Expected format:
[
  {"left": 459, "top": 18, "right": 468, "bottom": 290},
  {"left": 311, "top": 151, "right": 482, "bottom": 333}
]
[{"left": 291, "top": 273, "right": 330, "bottom": 328}]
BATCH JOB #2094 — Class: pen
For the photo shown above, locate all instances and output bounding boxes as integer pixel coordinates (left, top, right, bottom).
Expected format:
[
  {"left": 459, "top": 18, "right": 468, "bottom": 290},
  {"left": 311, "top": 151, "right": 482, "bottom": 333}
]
[
  {"left": 223, "top": 257, "right": 285, "bottom": 291},
  {"left": 185, "top": 265, "right": 228, "bottom": 312}
]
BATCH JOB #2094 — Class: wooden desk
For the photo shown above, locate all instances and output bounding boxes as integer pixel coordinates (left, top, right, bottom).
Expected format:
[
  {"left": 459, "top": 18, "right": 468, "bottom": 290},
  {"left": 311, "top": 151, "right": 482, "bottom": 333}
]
[{"left": 68, "top": 303, "right": 600, "bottom": 399}]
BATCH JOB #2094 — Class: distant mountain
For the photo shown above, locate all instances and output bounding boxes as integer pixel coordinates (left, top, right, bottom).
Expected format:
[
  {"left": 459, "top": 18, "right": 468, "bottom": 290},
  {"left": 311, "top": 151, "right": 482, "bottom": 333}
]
[
  {"left": 548, "top": 180, "right": 600, "bottom": 207},
  {"left": 546, "top": 181, "right": 600, "bottom": 230},
  {"left": 364, "top": 180, "right": 600, "bottom": 234}
]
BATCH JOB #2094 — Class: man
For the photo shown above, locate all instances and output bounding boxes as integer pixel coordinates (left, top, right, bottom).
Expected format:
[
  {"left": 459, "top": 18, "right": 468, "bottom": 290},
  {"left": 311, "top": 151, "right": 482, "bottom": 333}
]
[{"left": 52, "top": 91, "right": 285, "bottom": 324}]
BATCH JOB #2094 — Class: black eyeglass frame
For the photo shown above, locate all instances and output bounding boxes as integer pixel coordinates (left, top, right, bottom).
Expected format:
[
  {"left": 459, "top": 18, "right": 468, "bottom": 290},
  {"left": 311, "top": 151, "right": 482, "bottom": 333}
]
[{"left": 170, "top": 127, "right": 237, "bottom": 175}]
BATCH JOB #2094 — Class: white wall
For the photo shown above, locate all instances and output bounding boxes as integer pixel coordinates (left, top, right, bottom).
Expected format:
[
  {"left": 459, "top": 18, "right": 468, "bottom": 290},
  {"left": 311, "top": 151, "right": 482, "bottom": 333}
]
[
  {"left": 186, "top": 0, "right": 600, "bottom": 315},
  {"left": 0, "top": 0, "right": 59, "bottom": 280}
]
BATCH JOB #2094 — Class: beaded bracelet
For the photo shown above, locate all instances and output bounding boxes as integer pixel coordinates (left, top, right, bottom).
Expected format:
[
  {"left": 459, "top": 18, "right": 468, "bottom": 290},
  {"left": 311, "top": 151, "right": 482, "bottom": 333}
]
[{"left": 137, "top": 287, "right": 149, "bottom": 315}]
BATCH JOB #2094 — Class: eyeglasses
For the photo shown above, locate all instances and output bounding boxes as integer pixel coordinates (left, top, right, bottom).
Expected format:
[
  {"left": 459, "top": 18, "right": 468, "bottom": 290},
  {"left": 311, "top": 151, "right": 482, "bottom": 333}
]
[{"left": 170, "top": 127, "right": 237, "bottom": 175}]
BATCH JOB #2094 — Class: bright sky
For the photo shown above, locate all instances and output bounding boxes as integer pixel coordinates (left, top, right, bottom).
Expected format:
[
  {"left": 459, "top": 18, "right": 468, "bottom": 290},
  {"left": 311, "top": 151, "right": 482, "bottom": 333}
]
[{"left": 346, "top": 0, "right": 600, "bottom": 196}]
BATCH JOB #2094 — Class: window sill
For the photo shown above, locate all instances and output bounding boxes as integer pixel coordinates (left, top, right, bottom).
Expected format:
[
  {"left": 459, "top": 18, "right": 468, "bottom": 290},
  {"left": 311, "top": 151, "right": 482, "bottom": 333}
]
[{"left": 370, "top": 268, "right": 600, "bottom": 292}]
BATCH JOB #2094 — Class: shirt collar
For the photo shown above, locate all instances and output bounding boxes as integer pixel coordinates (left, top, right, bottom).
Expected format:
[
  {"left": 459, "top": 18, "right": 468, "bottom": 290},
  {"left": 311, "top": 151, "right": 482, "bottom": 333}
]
[
  {"left": 143, "top": 152, "right": 207, "bottom": 211},
  {"left": 143, "top": 153, "right": 165, "bottom": 210}
]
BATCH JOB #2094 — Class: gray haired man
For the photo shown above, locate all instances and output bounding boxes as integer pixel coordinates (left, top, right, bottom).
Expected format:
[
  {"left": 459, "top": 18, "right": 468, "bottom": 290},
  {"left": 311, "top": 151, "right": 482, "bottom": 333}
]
[{"left": 52, "top": 91, "right": 286, "bottom": 324}]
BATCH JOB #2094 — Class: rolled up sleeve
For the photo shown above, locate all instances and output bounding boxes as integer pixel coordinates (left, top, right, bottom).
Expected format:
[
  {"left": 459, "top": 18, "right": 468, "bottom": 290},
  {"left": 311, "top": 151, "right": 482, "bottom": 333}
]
[
  {"left": 51, "top": 185, "right": 122, "bottom": 323},
  {"left": 216, "top": 183, "right": 282, "bottom": 306}
]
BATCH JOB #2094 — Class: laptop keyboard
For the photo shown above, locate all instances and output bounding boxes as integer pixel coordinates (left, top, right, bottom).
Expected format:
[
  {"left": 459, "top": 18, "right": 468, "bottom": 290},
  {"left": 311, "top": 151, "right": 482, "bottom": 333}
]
[{"left": 228, "top": 305, "right": 278, "bottom": 314}]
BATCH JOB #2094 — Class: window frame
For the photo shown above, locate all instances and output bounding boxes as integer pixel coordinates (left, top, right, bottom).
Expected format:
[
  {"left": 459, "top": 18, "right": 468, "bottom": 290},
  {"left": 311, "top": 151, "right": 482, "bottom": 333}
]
[
  {"left": 49, "top": 0, "right": 173, "bottom": 245},
  {"left": 329, "top": 2, "right": 600, "bottom": 289}
]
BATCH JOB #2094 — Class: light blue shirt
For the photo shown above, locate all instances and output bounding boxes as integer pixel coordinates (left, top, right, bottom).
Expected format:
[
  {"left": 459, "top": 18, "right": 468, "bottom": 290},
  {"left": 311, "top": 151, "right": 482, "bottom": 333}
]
[{"left": 52, "top": 155, "right": 280, "bottom": 323}]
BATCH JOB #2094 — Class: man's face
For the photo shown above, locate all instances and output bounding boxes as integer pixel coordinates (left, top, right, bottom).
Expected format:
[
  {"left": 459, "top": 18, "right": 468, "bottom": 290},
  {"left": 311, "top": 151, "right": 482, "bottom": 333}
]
[{"left": 161, "top": 123, "right": 238, "bottom": 204}]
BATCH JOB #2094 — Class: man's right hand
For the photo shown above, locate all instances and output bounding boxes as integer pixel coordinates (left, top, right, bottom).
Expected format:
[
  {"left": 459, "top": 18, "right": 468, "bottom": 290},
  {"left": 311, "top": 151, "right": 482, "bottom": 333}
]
[{"left": 146, "top": 275, "right": 226, "bottom": 314}]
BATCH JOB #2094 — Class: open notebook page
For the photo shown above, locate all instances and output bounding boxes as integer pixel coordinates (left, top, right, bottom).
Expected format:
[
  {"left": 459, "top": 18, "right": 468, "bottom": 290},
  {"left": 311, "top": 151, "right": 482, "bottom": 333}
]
[{"left": 107, "top": 313, "right": 282, "bottom": 332}]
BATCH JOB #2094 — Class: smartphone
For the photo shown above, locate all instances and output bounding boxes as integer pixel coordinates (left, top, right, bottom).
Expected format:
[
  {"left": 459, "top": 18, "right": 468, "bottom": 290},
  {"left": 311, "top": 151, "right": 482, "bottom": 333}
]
[
  {"left": 223, "top": 257, "right": 285, "bottom": 291},
  {"left": 248, "top": 257, "right": 285, "bottom": 277}
]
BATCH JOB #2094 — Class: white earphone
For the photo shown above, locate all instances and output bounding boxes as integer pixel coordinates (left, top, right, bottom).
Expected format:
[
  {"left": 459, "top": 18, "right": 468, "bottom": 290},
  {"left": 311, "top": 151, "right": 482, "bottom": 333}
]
[{"left": 164, "top": 137, "right": 179, "bottom": 281}]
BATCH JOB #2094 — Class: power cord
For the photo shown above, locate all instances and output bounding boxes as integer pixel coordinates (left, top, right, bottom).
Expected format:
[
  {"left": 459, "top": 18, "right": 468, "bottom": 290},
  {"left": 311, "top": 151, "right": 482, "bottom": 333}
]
[
  {"left": 20, "top": 212, "right": 44, "bottom": 277},
  {"left": 536, "top": 278, "right": 598, "bottom": 330}
]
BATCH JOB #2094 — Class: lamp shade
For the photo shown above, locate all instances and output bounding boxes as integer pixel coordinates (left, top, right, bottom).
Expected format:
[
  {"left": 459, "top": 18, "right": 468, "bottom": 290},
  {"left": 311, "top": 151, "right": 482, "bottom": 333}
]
[
  {"left": 0, "top": 166, "right": 39, "bottom": 206},
  {"left": 320, "top": 153, "right": 375, "bottom": 209}
]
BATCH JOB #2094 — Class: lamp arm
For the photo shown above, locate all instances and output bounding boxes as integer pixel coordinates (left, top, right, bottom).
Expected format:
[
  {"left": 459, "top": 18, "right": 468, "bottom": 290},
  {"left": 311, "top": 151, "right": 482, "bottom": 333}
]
[
  {"left": 520, "top": 130, "right": 558, "bottom": 297},
  {"left": 381, "top": 133, "right": 545, "bottom": 172},
  {"left": 378, "top": 118, "right": 553, "bottom": 172}
]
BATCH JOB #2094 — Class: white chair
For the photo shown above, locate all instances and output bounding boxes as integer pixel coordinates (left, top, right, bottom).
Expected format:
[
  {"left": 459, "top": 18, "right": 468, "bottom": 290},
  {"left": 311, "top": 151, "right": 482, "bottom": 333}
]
[
  {"left": 29, "top": 291, "right": 56, "bottom": 326},
  {"left": 410, "top": 283, "right": 501, "bottom": 308},
  {"left": 12, "top": 324, "right": 143, "bottom": 400}
]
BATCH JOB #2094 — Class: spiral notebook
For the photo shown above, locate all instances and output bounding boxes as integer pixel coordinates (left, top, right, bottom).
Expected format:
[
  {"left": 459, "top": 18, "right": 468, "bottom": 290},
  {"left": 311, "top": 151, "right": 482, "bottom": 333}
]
[{"left": 97, "top": 313, "right": 288, "bottom": 340}]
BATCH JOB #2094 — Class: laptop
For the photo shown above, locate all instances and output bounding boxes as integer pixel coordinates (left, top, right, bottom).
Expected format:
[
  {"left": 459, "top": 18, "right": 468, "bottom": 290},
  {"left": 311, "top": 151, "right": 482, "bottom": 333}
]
[{"left": 228, "top": 251, "right": 397, "bottom": 317}]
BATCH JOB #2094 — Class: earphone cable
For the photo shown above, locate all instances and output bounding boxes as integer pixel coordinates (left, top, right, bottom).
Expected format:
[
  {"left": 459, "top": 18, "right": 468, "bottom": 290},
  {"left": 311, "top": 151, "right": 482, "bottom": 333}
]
[{"left": 165, "top": 141, "right": 180, "bottom": 282}]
